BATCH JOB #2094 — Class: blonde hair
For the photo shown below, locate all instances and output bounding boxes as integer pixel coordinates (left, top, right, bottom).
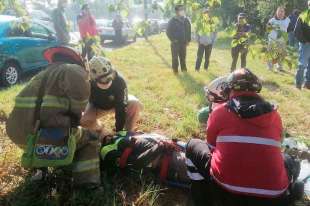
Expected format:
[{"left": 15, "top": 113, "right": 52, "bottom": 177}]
[{"left": 275, "top": 6, "right": 286, "bottom": 19}]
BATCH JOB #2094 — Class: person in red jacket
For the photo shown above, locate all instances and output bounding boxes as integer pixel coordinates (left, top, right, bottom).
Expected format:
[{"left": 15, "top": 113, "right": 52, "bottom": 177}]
[
  {"left": 186, "top": 68, "right": 303, "bottom": 206},
  {"left": 77, "top": 4, "right": 98, "bottom": 59}
]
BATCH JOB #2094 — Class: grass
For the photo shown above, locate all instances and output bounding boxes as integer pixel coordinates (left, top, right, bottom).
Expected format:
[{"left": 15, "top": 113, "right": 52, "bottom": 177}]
[{"left": 0, "top": 33, "right": 309, "bottom": 205}]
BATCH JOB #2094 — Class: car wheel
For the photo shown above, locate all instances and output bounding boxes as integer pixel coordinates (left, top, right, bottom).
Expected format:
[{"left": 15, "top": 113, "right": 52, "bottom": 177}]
[{"left": 1, "top": 62, "right": 20, "bottom": 86}]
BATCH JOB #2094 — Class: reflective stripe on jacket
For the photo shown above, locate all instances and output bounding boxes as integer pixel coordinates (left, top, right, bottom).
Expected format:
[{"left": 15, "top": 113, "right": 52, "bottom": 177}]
[
  {"left": 6, "top": 63, "right": 90, "bottom": 146},
  {"left": 206, "top": 100, "right": 289, "bottom": 198}
]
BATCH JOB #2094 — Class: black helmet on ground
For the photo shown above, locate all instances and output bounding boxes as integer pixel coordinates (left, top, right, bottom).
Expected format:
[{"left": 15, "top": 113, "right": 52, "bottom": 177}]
[
  {"left": 204, "top": 76, "right": 230, "bottom": 103},
  {"left": 227, "top": 68, "right": 262, "bottom": 93}
]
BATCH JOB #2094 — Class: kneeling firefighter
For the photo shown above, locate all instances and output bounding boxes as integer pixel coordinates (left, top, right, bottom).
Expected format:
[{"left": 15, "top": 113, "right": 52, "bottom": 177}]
[
  {"left": 6, "top": 46, "right": 101, "bottom": 187},
  {"left": 186, "top": 68, "right": 304, "bottom": 206}
]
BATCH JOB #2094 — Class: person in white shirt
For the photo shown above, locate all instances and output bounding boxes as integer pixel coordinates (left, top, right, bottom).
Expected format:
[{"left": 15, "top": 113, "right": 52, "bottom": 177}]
[{"left": 267, "top": 6, "right": 290, "bottom": 71}]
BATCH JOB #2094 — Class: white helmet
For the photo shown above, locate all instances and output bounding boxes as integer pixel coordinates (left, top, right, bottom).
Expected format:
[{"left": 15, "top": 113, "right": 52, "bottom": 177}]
[
  {"left": 89, "top": 56, "right": 115, "bottom": 83},
  {"left": 204, "top": 76, "right": 230, "bottom": 103}
]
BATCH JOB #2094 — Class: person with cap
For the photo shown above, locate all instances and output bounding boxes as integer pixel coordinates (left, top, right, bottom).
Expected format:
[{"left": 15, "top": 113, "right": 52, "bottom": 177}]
[
  {"left": 166, "top": 5, "right": 191, "bottom": 74},
  {"left": 77, "top": 3, "right": 98, "bottom": 59},
  {"left": 6, "top": 47, "right": 101, "bottom": 188},
  {"left": 186, "top": 68, "right": 303, "bottom": 206},
  {"left": 52, "top": 0, "right": 70, "bottom": 45},
  {"left": 295, "top": 0, "right": 310, "bottom": 90},
  {"left": 230, "top": 13, "right": 251, "bottom": 72},
  {"left": 80, "top": 56, "right": 143, "bottom": 135},
  {"left": 195, "top": 8, "right": 218, "bottom": 72}
]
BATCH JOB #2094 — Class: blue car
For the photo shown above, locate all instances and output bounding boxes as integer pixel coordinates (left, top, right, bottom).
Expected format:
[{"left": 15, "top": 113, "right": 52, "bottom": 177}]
[{"left": 0, "top": 15, "right": 59, "bottom": 86}]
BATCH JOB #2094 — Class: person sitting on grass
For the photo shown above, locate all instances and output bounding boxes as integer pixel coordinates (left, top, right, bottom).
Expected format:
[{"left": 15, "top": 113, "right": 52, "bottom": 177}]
[
  {"left": 186, "top": 68, "right": 304, "bottom": 206},
  {"left": 80, "top": 56, "right": 143, "bottom": 137},
  {"left": 230, "top": 13, "right": 251, "bottom": 72}
]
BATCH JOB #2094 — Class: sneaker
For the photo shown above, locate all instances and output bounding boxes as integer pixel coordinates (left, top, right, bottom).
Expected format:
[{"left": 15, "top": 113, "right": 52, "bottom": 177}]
[{"left": 303, "top": 82, "right": 310, "bottom": 90}]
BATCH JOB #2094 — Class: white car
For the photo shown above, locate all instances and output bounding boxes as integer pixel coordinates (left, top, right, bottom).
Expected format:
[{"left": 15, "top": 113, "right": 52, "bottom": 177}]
[{"left": 96, "top": 19, "right": 136, "bottom": 43}]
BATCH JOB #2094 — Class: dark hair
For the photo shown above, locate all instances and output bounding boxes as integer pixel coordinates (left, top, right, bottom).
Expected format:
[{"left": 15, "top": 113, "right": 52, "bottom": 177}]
[
  {"left": 81, "top": 4, "right": 89, "bottom": 11},
  {"left": 52, "top": 54, "right": 79, "bottom": 65},
  {"left": 292, "top": 9, "right": 300, "bottom": 16},
  {"left": 175, "top": 5, "right": 184, "bottom": 11}
]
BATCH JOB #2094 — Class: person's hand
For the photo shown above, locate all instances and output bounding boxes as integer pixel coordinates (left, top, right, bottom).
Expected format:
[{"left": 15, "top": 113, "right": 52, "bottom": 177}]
[{"left": 99, "top": 129, "right": 113, "bottom": 144}]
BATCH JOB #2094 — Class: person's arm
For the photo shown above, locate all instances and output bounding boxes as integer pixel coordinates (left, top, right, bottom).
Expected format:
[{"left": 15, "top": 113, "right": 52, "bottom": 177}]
[
  {"left": 206, "top": 111, "right": 219, "bottom": 149},
  {"left": 186, "top": 18, "right": 191, "bottom": 43},
  {"left": 211, "top": 32, "right": 217, "bottom": 44},
  {"left": 63, "top": 65, "right": 91, "bottom": 127},
  {"left": 166, "top": 19, "right": 174, "bottom": 42},
  {"left": 284, "top": 18, "right": 291, "bottom": 32},
  {"left": 294, "top": 18, "right": 306, "bottom": 43},
  {"left": 114, "top": 80, "right": 128, "bottom": 132}
]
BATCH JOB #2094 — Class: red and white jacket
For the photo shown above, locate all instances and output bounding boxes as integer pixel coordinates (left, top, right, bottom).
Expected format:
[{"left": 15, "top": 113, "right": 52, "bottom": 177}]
[{"left": 206, "top": 93, "right": 289, "bottom": 198}]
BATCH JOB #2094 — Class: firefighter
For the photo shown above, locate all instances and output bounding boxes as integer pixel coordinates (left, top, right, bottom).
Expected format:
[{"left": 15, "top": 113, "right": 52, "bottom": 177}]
[
  {"left": 6, "top": 46, "right": 101, "bottom": 188},
  {"left": 80, "top": 56, "right": 143, "bottom": 135}
]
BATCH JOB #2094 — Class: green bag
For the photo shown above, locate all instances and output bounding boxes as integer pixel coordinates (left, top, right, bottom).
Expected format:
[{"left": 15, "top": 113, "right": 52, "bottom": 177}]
[{"left": 21, "top": 129, "right": 76, "bottom": 168}]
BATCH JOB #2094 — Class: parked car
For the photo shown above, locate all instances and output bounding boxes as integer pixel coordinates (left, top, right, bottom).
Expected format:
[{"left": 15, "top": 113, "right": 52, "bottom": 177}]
[
  {"left": 0, "top": 15, "right": 59, "bottom": 86},
  {"left": 158, "top": 19, "right": 168, "bottom": 32},
  {"left": 148, "top": 19, "right": 160, "bottom": 34},
  {"left": 29, "top": 9, "right": 54, "bottom": 29},
  {"left": 96, "top": 19, "right": 136, "bottom": 43}
]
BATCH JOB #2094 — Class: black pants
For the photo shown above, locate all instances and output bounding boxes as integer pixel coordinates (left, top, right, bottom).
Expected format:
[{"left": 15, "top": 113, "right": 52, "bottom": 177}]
[
  {"left": 115, "top": 29, "right": 123, "bottom": 45},
  {"left": 82, "top": 38, "right": 96, "bottom": 60},
  {"left": 195, "top": 44, "right": 213, "bottom": 71},
  {"left": 186, "top": 139, "right": 301, "bottom": 206},
  {"left": 171, "top": 42, "right": 187, "bottom": 73},
  {"left": 231, "top": 44, "right": 248, "bottom": 71}
]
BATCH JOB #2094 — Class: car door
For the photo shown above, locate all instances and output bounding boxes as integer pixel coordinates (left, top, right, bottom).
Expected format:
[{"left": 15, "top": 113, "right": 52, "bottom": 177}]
[
  {"left": 6, "top": 22, "right": 38, "bottom": 71},
  {"left": 27, "top": 22, "right": 59, "bottom": 69}
]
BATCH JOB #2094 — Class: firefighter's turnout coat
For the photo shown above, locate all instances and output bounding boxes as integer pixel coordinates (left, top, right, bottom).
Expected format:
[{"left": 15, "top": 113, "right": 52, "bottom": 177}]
[{"left": 6, "top": 63, "right": 100, "bottom": 185}]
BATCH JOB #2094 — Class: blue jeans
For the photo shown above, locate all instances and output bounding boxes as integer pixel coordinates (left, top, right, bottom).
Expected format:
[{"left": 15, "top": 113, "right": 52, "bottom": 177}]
[
  {"left": 288, "top": 32, "right": 298, "bottom": 48},
  {"left": 296, "top": 43, "right": 310, "bottom": 87}
]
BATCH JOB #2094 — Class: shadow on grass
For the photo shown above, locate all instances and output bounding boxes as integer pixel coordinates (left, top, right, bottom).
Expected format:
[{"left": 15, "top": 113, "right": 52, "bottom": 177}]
[
  {"left": 262, "top": 80, "right": 281, "bottom": 92},
  {"left": 176, "top": 73, "right": 213, "bottom": 107},
  {"left": 146, "top": 39, "right": 171, "bottom": 68},
  {"left": 1, "top": 169, "right": 192, "bottom": 206},
  {"left": 214, "top": 35, "right": 232, "bottom": 50}
]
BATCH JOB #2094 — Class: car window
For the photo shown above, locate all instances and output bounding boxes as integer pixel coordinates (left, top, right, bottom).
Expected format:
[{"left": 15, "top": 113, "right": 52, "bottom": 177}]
[
  {"left": 7, "top": 24, "right": 31, "bottom": 37},
  {"left": 30, "top": 23, "right": 50, "bottom": 39}
]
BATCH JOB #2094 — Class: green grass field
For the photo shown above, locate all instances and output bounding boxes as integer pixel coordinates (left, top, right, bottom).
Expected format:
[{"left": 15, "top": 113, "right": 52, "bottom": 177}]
[{"left": 0, "top": 33, "right": 309, "bottom": 205}]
